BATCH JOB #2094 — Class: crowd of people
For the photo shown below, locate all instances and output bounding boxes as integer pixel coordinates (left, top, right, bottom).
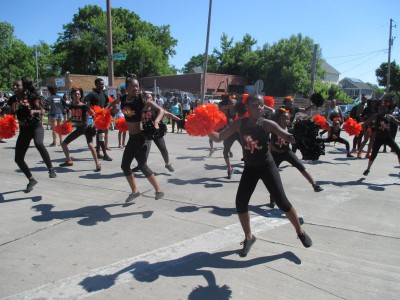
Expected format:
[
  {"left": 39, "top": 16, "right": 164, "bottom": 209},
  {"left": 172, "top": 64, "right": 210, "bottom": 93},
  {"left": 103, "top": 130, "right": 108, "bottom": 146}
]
[{"left": 1, "top": 75, "right": 400, "bottom": 257}]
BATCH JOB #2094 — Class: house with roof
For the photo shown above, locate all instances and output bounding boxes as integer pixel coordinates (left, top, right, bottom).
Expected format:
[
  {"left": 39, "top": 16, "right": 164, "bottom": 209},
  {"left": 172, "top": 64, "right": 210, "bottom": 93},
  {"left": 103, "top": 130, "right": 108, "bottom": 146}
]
[
  {"left": 339, "top": 77, "right": 374, "bottom": 99},
  {"left": 321, "top": 61, "right": 340, "bottom": 83}
]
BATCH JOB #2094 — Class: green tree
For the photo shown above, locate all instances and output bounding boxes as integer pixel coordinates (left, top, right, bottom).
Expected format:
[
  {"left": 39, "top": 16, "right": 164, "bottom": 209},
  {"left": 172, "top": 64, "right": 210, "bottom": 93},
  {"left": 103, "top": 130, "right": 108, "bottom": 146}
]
[
  {"left": 0, "top": 22, "right": 35, "bottom": 90},
  {"left": 182, "top": 54, "right": 218, "bottom": 74},
  {"left": 53, "top": 5, "right": 177, "bottom": 78},
  {"left": 260, "top": 34, "right": 321, "bottom": 97},
  {"left": 375, "top": 61, "right": 400, "bottom": 99}
]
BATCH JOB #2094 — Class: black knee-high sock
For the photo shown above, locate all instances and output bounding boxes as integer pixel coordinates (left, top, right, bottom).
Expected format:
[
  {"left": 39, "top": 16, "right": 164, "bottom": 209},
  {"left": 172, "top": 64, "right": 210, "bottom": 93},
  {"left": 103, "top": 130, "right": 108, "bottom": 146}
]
[{"left": 99, "top": 140, "right": 107, "bottom": 156}]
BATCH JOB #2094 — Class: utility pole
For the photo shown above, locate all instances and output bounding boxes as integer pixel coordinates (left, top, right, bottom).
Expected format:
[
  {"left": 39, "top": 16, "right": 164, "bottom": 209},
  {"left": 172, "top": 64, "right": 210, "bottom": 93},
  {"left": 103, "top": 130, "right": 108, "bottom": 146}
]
[
  {"left": 106, "top": 0, "right": 114, "bottom": 87},
  {"left": 201, "top": 0, "right": 212, "bottom": 104},
  {"left": 386, "top": 18, "right": 395, "bottom": 94},
  {"left": 35, "top": 44, "right": 39, "bottom": 89},
  {"left": 309, "top": 44, "right": 318, "bottom": 97}
]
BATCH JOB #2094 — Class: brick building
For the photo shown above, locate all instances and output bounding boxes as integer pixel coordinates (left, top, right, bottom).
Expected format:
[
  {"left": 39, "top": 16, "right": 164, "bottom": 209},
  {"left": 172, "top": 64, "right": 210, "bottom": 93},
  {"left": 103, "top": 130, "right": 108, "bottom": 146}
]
[
  {"left": 42, "top": 73, "right": 248, "bottom": 99},
  {"left": 141, "top": 73, "right": 248, "bottom": 98}
]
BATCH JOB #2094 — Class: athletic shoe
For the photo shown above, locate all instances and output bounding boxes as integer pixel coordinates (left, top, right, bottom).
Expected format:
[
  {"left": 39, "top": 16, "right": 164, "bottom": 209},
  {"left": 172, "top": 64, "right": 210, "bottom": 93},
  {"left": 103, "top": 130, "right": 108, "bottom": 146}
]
[
  {"left": 48, "top": 169, "right": 57, "bottom": 178},
  {"left": 59, "top": 161, "right": 73, "bottom": 167},
  {"left": 155, "top": 191, "right": 164, "bottom": 200},
  {"left": 209, "top": 149, "right": 215, "bottom": 157},
  {"left": 94, "top": 165, "right": 101, "bottom": 172},
  {"left": 97, "top": 153, "right": 104, "bottom": 159},
  {"left": 267, "top": 201, "right": 275, "bottom": 209},
  {"left": 363, "top": 169, "right": 370, "bottom": 176},
  {"left": 131, "top": 166, "right": 141, "bottom": 172},
  {"left": 239, "top": 235, "right": 257, "bottom": 257},
  {"left": 165, "top": 164, "right": 174, "bottom": 172},
  {"left": 298, "top": 232, "right": 312, "bottom": 248},
  {"left": 125, "top": 191, "right": 141, "bottom": 203},
  {"left": 346, "top": 153, "right": 354, "bottom": 158},
  {"left": 49, "top": 142, "right": 56, "bottom": 147},
  {"left": 227, "top": 168, "right": 234, "bottom": 179},
  {"left": 103, "top": 155, "right": 112, "bottom": 161},
  {"left": 26, "top": 179, "right": 38, "bottom": 193},
  {"left": 313, "top": 185, "right": 323, "bottom": 192},
  {"left": 0, "top": 140, "right": 6, "bottom": 143}
]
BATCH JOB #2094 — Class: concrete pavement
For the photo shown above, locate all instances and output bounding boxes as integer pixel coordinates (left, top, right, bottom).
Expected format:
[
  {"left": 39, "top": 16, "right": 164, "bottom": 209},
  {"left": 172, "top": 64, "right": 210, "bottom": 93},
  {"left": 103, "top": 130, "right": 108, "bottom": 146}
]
[{"left": 0, "top": 126, "right": 399, "bottom": 299}]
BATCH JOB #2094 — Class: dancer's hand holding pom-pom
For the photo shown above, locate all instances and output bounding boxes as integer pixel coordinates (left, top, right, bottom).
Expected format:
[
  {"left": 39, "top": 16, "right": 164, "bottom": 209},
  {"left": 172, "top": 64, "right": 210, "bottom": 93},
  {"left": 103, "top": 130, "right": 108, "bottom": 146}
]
[
  {"left": 93, "top": 106, "right": 113, "bottom": 130},
  {"left": 115, "top": 117, "right": 128, "bottom": 132},
  {"left": 54, "top": 122, "right": 73, "bottom": 135},
  {"left": 343, "top": 117, "right": 362, "bottom": 136},
  {"left": 313, "top": 114, "right": 327, "bottom": 127},
  {"left": 0, "top": 115, "right": 18, "bottom": 139},
  {"left": 185, "top": 103, "right": 227, "bottom": 136}
]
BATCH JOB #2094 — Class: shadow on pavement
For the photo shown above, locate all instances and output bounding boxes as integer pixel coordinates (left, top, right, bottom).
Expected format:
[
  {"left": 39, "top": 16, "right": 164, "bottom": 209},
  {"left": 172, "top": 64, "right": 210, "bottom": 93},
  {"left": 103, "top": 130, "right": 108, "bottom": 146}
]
[
  {"left": 79, "top": 249, "right": 301, "bottom": 299},
  {"left": 31, "top": 203, "right": 153, "bottom": 226}
]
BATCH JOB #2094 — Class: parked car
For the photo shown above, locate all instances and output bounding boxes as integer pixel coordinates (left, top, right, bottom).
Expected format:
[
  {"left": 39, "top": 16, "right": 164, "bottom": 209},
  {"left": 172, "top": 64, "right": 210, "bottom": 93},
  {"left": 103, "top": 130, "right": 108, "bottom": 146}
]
[{"left": 338, "top": 104, "right": 354, "bottom": 121}]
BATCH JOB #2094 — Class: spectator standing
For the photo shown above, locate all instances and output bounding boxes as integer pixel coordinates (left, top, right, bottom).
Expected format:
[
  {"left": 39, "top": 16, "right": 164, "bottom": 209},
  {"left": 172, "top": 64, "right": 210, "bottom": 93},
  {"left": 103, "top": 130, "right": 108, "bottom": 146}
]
[
  {"left": 47, "top": 85, "right": 65, "bottom": 146},
  {"left": 170, "top": 96, "right": 182, "bottom": 133}
]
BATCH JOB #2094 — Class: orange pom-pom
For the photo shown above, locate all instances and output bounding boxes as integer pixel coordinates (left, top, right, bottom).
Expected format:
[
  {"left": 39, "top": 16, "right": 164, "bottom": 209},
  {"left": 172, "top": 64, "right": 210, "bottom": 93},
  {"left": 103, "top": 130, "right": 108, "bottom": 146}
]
[
  {"left": 313, "top": 114, "right": 327, "bottom": 127},
  {"left": 94, "top": 108, "right": 112, "bottom": 130},
  {"left": 91, "top": 105, "right": 103, "bottom": 115},
  {"left": 343, "top": 117, "right": 362, "bottom": 136},
  {"left": 185, "top": 103, "right": 227, "bottom": 136},
  {"left": 263, "top": 96, "right": 275, "bottom": 108},
  {"left": 321, "top": 123, "right": 330, "bottom": 131},
  {"left": 241, "top": 94, "right": 249, "bottom": 104},
  {"left": 115, "top": 117, "right": 128, "bottom": 132},
  {"left": 54, "top": 122, "right": 73, "bottom": 135},
  {"left": 0, "top": 115, "right": 18, "bottom": 139}
]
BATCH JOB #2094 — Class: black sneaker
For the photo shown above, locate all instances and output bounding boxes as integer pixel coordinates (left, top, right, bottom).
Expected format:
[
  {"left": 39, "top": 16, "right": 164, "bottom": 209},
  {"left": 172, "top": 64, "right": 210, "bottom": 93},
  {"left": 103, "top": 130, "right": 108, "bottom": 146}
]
[
  {"left": 155, "top": 191, "right": 164, "bottom": 200},
  {"left": 26, "top": 179, "right": 38, "bottom": 193},
  {"left": 313, "top": 185, "right": 323, "bottom": 192},
  {"left": 239, "top": 235, "right": 256, "bottom": 257},
  {"left": 131, "top": 166, "right": 141, "bottom": 172},
  {"left": 227, "top": 168, "right": 234, "bottom": 179},
  {"left": 48, "top": 169, "right": 57, "bottom": 178},
  {"left": 363, "top": 169, "right": 370, "bottom": 176},
  {"left": 59, "top": 161, "right": 73, "bottom": 167},
  {"left": 347, "top": 153, "right": 354, "bottom": 158},
  {"left": 94, "top": 165, "right": 101, "bottom": 172},
  {"left": 165, "top": 164, "right": 174, "bottom": 172},
  {"left": 103, "top": 155, "right": 112, "bottom": 161},
  {"left": 97, "top": 153, "right": 104, "bottom": 159},
  {"left": 125, "top": 191, "right": 141, "bottom": 203},
  {"left": 298, "top": 231, "right": 312, "bottom": 248}
]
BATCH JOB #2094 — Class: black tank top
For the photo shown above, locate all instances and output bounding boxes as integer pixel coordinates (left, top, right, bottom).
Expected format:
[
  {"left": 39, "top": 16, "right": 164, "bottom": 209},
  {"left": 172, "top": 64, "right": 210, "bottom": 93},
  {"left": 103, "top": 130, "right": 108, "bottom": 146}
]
[
  {"left": 69, "top": 104, "right": 90, "bottom": 123},
  {"left": 375, "top": 114, "right": 391, "bottom": 139},
  {"left": 120, "top": 94, "right": 145, "bottom": 122},
  {"left": 239, "top": 118, "right": 271, "bottom": 167}
]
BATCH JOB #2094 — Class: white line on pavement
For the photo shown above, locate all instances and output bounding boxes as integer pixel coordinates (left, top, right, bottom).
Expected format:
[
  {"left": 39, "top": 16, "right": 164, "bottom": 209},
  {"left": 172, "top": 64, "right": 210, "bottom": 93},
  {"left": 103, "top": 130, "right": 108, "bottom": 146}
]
[{"left": 4, "top": 215, "right": 289, "bottom": 300}]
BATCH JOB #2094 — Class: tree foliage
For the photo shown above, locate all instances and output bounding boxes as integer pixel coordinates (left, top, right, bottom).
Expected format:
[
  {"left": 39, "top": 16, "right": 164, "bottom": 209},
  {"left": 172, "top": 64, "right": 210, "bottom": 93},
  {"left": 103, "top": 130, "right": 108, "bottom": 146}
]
[
  {"left": 53, "top": 5, "right": 177, "bottom": 77},
  {"left": 0, "top": 22, "right": 35, "bottom": 90},
  {"left": 375, "top": 61, "right": 400, "bottom": 99}
]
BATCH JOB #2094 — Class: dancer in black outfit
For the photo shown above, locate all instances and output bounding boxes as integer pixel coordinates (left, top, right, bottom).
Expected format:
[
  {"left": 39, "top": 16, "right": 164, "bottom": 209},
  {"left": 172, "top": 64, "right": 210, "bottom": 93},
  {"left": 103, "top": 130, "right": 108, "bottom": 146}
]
[
  {"left": 320, "top": 119, "right": 353, "bottom": 158},
  {"left": 7, "top": 77, "right": 56, "bottom": 192},
  {"left": 363, "top": 103, "right": 400, "bottom": 176},
  {"left": 59, "top": 86, "right": 101, "bottom": 172},
  {"left": 84, "top": 78, "right": 112, "bottom": 161},
  {"left": 209, "top": 94, "right": 312, "bottom": 257},
  {"left": 107, "top": 75, "right": 164, "bottom": 202},
  {"left": 269, "top": 108, "right": 323, "bottom": 208},
  {"left": 132, "top": 91, "right": 180, "bottom": 173}
]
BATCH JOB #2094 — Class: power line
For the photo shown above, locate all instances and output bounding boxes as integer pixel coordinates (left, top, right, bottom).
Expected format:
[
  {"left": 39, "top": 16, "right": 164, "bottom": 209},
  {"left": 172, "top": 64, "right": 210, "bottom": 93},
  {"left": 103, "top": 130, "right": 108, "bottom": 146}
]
[
  {"left": 340, "top": 52, "right": 384, "bottom": 75},
  {"left": 331, "top": 50, "right": 387, "bottom": 68},
  {"left": 325, "top": 49, "right": 387, "bottom": 59}
]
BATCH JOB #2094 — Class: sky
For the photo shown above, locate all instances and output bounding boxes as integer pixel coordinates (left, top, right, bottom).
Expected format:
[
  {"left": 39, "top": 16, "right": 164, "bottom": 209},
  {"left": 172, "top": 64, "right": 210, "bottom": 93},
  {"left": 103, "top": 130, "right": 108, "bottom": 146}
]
[{"left": 1, "top": 0, "right": 399, "bottom": 86}]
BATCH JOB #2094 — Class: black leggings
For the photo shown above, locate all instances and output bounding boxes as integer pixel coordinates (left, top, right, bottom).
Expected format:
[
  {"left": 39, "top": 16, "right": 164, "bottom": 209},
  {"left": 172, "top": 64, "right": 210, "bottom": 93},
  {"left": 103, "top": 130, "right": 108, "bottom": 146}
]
[
  {"left": 121, "top": 133, "right": 153, "bottom": 177},
  {"left": 144, "top": 137, "right": 169, "bottom": 164},
  {"left": 322, "top": 137, "right": 350, "bottom": 153},
  {"left": 272, "top": 150, "right": 306, "bottom": 172},
  {"left": 63, "top": 125, "right": 93, "bottom": 145},
  {"left": 15, "top": 124, "right": 53, "bottom": 179},
  {"left": 236, "top": 157, "right": 292, "bottom": 213},
  {"left": 223, "top": 131, "right": 241, "bottom": 159},
  {"left": 370, "top": 137, "right": 400, "bottom": 161}
]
